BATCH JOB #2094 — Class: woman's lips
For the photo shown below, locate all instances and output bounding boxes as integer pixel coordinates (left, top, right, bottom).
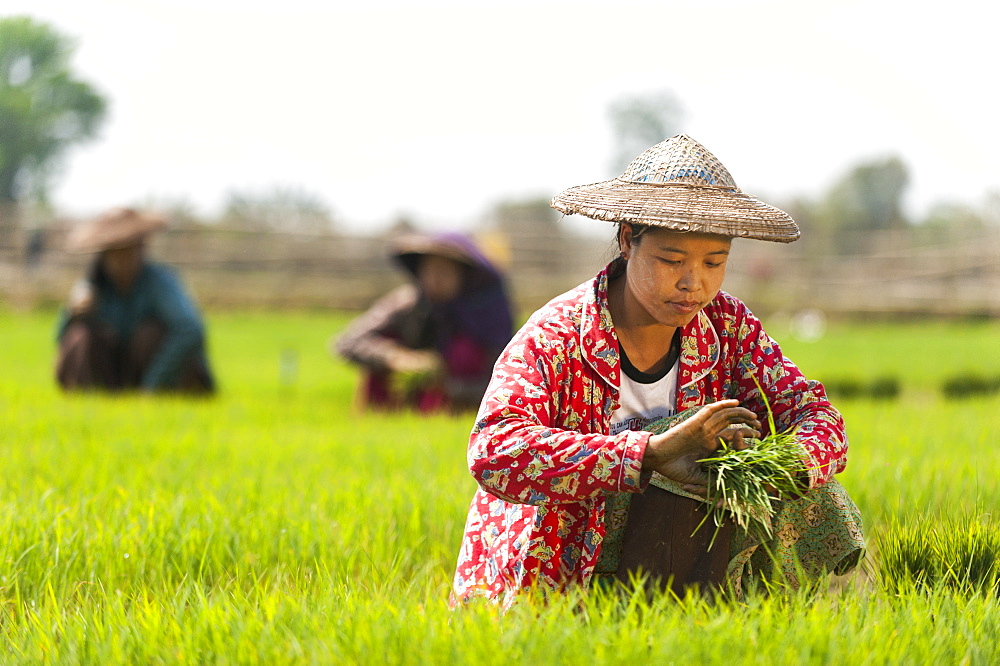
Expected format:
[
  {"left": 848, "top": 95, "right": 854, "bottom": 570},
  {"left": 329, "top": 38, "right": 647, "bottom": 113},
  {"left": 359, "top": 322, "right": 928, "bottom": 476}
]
[{"left": 668, "top": 301, "right": 701, "bottom": 314}]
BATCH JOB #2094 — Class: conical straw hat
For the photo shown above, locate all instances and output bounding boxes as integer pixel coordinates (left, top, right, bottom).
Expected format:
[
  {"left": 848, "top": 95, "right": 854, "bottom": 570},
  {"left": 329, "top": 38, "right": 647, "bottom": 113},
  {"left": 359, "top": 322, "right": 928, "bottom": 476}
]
[
  {"left": 390, "top": 231, "right": 503, "bottom": 290},
  {"left": 550, "top": 134, "right": 800, "bottom": 242},
  {"left": 67, "top": 207, "right": 168, "bottom": 252},
  {"left": 391, "top": 232, "right": 482, "bottom": 272}
]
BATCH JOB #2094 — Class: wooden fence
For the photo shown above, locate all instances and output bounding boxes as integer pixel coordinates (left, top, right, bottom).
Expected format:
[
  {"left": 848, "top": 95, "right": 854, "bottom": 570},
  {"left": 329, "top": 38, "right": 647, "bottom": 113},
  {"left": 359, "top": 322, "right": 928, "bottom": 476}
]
[{"left": 2, "top": 222, "right": 998, "bottom": 318}]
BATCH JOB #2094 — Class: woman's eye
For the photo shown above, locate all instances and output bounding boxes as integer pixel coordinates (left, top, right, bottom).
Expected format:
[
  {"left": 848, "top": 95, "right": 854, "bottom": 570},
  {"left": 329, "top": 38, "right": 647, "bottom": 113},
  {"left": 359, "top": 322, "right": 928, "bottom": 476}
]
[{"left": 659, "top": 258, "right": 681, "bottom": 266}]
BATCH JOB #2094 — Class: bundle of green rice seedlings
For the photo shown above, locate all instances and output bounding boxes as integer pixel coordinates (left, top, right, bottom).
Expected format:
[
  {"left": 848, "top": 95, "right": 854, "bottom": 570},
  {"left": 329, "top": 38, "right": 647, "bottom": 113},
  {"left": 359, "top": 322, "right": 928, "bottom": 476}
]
[
  {"left": 695, "top": 376, "right": 811, "bottom": 548},
  {"left": 696, "top": 428, "right": 807, "bottom": 547}
]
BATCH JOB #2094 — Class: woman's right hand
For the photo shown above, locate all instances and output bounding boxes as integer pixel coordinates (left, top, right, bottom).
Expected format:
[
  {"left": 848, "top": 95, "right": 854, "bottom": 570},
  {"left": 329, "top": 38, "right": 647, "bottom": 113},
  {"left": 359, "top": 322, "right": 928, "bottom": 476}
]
[
  {"left": 641, "top": 400, "right": 761, "bottom": 497},
  {"left": 387, "top": 348, "right": 442, "bottom": 375},
  {"left": 68, "top": 279, "right": 95, "bottom": 316}
]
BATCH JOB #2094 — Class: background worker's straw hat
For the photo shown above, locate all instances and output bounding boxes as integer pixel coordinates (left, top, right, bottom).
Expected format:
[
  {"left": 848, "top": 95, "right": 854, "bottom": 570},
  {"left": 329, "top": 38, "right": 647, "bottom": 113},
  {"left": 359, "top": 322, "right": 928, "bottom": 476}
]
[
  {"left": 390, "top": 231, "right": 504, "bottom": 291},
  {"left": 391, "top": 232, "right": 481, "bottom": 272},
  {"left": 67, "top": 207, "right": 168, "bottom": 252},
  {"left": 550, "top": 134, "right": 800, "bottom": 242}
]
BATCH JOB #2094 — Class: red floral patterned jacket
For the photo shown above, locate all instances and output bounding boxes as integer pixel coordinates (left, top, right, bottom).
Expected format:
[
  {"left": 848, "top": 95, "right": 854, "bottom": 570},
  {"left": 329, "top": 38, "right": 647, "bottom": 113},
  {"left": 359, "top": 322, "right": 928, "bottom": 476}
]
[{"left": 450, "top": 259, "right": 847, "bottom": 607}]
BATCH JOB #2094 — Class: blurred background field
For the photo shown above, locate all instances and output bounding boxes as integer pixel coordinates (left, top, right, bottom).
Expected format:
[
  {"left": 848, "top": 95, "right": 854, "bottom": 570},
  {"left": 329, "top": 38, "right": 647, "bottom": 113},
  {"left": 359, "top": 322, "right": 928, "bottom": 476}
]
[{"left": 2, "top": 309, "right": 999, "bottom": 662}]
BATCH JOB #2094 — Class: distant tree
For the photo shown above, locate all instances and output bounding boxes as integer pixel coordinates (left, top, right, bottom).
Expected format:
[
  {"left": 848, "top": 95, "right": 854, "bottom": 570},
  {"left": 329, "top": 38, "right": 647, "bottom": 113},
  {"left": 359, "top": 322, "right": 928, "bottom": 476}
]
[
  {"left": 607, "top": 89, "right": 684, "bottom": 173},
  {"left": 221, "top": 186, "right": 335, "bottom": 233},
  {"left": 816, "top": 156, "right": 910, "bottom": 253},
  {"left": 0, "top": 17, "right": 107, "bottom": 206}
]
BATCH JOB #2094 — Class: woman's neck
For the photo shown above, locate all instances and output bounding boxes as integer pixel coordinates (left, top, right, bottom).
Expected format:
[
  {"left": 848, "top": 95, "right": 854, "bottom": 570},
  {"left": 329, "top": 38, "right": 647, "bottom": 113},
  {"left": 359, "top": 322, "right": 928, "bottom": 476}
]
[{"left": 607, "top": 276, "right": 678, "bottom": 374}]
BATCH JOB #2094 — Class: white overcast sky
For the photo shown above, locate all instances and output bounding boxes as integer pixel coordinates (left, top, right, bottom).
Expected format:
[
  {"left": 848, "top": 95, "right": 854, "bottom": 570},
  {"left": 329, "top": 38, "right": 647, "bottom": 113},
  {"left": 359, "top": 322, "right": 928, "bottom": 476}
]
[{"left": 5, "top": 0, "right": 999, "bottom": 231}]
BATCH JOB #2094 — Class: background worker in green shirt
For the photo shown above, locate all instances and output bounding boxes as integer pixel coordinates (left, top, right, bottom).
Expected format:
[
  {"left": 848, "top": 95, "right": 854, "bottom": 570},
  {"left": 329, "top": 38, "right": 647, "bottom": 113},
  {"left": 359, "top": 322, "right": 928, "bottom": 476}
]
[{"left": 56, "top": 207, "right": 214, "bottom": 394}]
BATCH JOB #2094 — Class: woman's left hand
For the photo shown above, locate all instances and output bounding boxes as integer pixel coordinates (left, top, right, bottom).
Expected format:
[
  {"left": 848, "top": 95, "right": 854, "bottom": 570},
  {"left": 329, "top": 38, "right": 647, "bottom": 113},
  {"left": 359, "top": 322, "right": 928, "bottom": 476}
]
[{"left": 642, "top": 400, "right": 761, "bottom": 495}]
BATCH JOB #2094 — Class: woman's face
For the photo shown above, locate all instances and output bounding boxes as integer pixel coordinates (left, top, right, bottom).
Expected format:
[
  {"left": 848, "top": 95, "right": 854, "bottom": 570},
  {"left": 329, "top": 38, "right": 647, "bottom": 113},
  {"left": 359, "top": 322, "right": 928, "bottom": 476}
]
[
  {"left": 619, "top": 225, "right": 732, "bottom": 328},
  {"left": 417, "top": 254, "right": 464, "bottom": 303},
  {"left": 100, "top": 242, "right": 146, "bottom": 293}
]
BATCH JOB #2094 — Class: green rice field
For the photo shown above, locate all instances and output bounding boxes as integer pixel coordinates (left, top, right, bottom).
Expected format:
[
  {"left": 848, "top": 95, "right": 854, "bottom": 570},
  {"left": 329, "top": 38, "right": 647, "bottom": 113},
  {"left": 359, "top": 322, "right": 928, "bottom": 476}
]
[{"left": 1, "top": 308, "right": 999, "bottom": 664}]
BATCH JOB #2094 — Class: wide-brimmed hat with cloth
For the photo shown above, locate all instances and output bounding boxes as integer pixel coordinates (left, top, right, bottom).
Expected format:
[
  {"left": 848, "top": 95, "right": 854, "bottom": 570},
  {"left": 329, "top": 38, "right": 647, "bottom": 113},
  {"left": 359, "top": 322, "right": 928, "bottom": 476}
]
[
  {"left": 67, "top": 207, "right": 168, "bottom": 253},
  {"left": 550, "top": 134, "right": 800, "bottom": 243},
  {"left": 390, "top": 231, "right": 505, "bottom": 292},
  {"left": 387, "top": 230, "right": 514, "bottom": 364}
]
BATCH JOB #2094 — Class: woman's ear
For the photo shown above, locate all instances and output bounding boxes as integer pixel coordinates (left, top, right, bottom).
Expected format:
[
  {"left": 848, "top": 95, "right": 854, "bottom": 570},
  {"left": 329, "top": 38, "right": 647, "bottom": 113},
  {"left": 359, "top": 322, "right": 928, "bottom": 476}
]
[{"left": 619, "top": 223, "right": 634, "bottom": 260}]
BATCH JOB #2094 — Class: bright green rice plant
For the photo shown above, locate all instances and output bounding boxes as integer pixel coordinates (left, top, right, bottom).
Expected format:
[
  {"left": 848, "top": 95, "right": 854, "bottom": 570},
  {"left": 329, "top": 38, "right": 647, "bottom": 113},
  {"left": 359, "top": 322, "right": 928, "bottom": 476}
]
[
  {"left": 878, "top": 514, "right": 1000, "bottom": 595},
  {"left": 696, "top": 374, "right": 811, "bottom": 545},
  {"left": 2, "top": 311, "right": 1000, "bottom": 662}
]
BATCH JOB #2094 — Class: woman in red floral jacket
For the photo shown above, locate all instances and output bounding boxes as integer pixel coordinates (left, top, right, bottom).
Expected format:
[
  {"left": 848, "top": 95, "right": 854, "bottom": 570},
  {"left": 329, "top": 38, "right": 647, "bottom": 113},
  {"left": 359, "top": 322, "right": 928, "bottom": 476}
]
[{"left": 450, "top": 135, "right": 863, "bottom": 608}]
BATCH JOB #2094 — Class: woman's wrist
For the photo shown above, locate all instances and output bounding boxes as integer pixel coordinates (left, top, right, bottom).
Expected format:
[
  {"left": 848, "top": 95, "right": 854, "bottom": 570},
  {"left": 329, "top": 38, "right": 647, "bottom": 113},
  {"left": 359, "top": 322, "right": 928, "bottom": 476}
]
[{"left": 641, "top": 431, "right": 670, "bottom": 470}]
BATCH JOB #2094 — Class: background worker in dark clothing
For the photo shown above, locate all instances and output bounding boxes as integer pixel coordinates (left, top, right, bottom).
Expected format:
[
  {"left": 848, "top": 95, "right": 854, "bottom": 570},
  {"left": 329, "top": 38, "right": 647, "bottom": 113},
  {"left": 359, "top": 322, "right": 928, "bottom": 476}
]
[
  {"left": 334, "top": 232, "right": 514, "bottom": 413},
  {"left": 56, "top": 207, "right": 214, "bottom": 394}
]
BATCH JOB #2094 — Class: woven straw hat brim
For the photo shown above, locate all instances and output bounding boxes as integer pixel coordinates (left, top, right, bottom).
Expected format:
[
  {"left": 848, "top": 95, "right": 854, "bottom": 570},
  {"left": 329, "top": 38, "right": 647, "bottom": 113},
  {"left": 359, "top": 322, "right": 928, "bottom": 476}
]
[
  {"left": 551, "top": 178, "right": 799, "bottom": 243},
  {"left": 391, "top": 234, "right": 479, "bottom": 272},
  {"left": 67, "top": 210, "right": 168, "bottom": 253}
]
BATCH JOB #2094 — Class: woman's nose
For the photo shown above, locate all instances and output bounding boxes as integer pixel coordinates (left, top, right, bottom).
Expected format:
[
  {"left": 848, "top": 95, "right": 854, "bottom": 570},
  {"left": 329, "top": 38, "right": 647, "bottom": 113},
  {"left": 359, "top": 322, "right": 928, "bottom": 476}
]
[{"left": 677, "top": 269, "right": 701, "bottom": 291}]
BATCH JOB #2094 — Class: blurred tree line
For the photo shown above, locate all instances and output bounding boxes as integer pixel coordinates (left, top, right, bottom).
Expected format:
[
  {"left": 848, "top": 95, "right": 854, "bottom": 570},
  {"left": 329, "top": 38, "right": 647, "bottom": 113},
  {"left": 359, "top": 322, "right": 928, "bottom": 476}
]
[
  {"left": 138, "top": 187, "right": 336, "bottom": 234},
  {"left": 219, "top": 187, "right": 335, "bottom": 234},
  {"left": 787, "top": 156, "right": 998, "bottom": 257},
  {"left": 0, "top": 18, "right": 994, "bottom": 251},
  {"left": 0, "top": 16, "right": 338, "bottom": 242},
  {"left": 0, "top": 16, "right": 106, "bottom": 243},
  {"left": 500, "top": 90, "right": 998, "bottom": 261}
]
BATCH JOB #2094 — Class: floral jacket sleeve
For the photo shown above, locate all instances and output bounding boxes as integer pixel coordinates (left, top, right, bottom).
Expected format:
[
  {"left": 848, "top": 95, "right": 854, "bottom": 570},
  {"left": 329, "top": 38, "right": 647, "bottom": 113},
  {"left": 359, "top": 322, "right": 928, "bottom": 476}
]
[{"left": 467, "top": 313, "right": 651, "bottom": 506}]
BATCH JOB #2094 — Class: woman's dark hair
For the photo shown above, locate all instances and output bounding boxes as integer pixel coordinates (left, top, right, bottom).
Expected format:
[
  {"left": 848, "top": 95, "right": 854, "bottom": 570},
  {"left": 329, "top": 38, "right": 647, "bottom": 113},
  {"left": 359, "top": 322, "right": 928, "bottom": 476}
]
[
  {"left": 86, "top": 255, "right": 108, "bottom": 287},
  {"left": 614, "top": 222, "right": 651, "bottom": 253}
]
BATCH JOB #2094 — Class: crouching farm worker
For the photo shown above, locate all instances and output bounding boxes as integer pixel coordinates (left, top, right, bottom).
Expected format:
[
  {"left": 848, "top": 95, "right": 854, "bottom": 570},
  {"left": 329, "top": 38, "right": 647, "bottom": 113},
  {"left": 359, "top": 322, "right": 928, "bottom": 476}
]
[
  {"left": 56, "top": 207, "right": 215, "bottom": 394},
  {"left": 450, "top": 135, "right": 864, "bottom": 609},
  {"left": 335, "top": 232, "right": 514, "bottom": 414}
]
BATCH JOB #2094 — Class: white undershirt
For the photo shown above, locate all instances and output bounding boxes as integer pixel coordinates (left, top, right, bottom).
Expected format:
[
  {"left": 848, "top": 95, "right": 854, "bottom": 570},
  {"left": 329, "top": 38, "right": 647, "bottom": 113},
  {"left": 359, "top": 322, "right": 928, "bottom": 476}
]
[{"left": 609, "top": 359, "right": 679, "bottom": 435}]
